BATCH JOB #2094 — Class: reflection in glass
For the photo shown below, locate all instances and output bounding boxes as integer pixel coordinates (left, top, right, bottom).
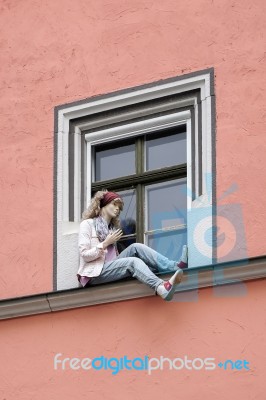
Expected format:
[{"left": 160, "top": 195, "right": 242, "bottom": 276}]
[
  {"left": 146, "top": 228, "right": 187, "bottom": 271},
  {"left": 116, "top": 189, "right": 136, "bottom": 235},
  {"left": 146, "top": 178, "right": 187, "bottom": 231},
  {"left": 145, "top": 128, "right": 186, "bottom": 171},
  {"left": 94, "top": 141, "right": 135, "bottom": 181},
  {"left": 117, "top": 237, "right": 136, "bottom": 254}
]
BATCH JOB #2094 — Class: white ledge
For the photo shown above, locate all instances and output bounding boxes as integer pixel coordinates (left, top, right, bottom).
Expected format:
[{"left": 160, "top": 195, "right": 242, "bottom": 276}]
[{"left": 0, "top": 256, "right": 266, "bottom": 320}]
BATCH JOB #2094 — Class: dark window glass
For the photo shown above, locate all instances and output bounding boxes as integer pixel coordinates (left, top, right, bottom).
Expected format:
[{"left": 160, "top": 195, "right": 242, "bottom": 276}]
[
  {"left": 146, "top": 228, "right": 187, "bottom": 268},
  {"left": 117, "top": 237, "right": 136, "bottom": 254},
  {"left": 145, "top": 178, "right": 187, "bottom": 232},
  {"left": 116, "top": 189, "right": 136, "bottom": 235},
  {"left": 94, "top": 141, "right": 135, "bottom": 181},
  {"left": 145, "top": 128, "right": 186, "bottom": 171}
]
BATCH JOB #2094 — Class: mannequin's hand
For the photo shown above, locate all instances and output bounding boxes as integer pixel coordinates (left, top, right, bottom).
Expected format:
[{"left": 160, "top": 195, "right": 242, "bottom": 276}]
[{"left": 103, "top": 229, "right": 123, "bottom": 248}]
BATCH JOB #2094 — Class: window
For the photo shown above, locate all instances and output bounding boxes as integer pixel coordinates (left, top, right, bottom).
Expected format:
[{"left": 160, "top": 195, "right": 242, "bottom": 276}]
[
  {"left": 54, "top": 68, "right": 216, "bottom": 291},
  {"left": 91, "top": 126, "right": 187, "bottom": 272}
]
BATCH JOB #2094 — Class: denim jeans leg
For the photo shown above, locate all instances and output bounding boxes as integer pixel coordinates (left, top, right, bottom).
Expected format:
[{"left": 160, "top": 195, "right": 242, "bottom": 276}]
[
  {"left": 88, "top": 256, "right": 164, "bottom": 293},
  {"left": 116, "top": 243, "right": 177, "bottom": 273}
]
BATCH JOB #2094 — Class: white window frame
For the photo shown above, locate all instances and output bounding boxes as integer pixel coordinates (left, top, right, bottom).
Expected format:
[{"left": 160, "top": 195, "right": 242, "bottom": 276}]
[{"left": 55, "top": 70, "right": 214, "bottom": 291}]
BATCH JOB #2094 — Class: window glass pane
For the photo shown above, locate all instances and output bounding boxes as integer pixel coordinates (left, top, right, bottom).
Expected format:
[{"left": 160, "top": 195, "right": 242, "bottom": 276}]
[
  {"left": 145, "top": 127, "right": 186, "bottom": 171},
  {"left": 117, "top": 236, "right": 136, "bottom": 254},
  {"left": 94, "top": 140, "right": 135, "bottom": 181},
  {"left": 146, "top": 229, "right": 187, "bottom": 271},
  {"left": 116, "top": 189, "right": 136, "bottom": 235},
  {"left": 145, "top": 178, "right": 187, "bottom": 231}
]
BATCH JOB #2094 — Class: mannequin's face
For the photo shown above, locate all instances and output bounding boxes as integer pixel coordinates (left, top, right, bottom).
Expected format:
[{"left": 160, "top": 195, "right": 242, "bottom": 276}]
[{"left": 101, "top": 199, "right": 121, "bottom": 220}]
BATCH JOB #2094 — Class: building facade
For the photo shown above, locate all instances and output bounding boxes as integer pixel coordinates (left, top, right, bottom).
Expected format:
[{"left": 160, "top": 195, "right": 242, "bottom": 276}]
[{"left": 0, "top": 1, "right": 265, "bottom": 399}]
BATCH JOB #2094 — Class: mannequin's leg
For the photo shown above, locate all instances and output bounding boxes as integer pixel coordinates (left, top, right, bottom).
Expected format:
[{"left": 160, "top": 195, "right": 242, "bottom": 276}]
[
  {"left": 116, "top": 242, "right": 184, "bottom": 274},
  {"left": 88, "top": 256, "right": 164, "bottom": 293}
]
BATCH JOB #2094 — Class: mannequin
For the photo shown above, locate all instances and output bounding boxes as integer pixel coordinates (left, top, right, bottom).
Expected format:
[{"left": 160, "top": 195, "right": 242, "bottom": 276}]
[{"left": 77, "top": 190, "right": 188, "bottom": 301}]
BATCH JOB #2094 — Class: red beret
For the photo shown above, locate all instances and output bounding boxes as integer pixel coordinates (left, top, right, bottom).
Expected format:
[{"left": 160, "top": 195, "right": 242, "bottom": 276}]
[{"left": 100, "top": 191, "right": 122, "bottom": 208}]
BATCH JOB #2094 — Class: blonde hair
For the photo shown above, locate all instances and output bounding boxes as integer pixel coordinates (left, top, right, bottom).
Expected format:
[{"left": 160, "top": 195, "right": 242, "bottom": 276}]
[{"left": 81, "top": 189, "right": 124, "bottom": 229}]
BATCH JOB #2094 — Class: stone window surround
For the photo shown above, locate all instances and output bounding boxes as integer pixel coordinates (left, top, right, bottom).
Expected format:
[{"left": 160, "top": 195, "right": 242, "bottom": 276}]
[{"left": 55, "top": 67, "right": 216, "bottom": 291}]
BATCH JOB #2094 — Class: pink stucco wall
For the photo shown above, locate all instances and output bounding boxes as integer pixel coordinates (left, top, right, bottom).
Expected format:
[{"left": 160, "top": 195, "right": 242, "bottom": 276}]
[
  {"left": 0, "top": 1, "right": 265, "bottom": 398},
  {"left": 0, "top": 279, "right": 265, "bottom": 399}
]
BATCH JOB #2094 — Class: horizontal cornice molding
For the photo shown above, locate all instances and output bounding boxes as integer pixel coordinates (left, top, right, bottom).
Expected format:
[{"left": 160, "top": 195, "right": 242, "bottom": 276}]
[{"left": 1, "top": 255, "right": 266, "bottom": 320}]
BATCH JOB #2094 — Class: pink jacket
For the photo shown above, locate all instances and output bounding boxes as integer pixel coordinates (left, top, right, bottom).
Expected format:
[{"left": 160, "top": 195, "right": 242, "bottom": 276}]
[
  {"left": 77, "top": 218, "right": 107, "bottom": 279},
  {"left": 77, "top": 218, "right": 119, "bottom": 279}
]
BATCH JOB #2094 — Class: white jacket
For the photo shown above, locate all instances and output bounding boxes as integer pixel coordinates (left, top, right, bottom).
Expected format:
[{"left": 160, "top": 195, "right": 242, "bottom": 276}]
[{"left": 77, "top": 218, "right": 118, "bottom": 279}]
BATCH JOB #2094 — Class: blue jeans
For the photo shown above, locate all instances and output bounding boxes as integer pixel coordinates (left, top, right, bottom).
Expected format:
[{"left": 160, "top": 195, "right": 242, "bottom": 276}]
[{"left": 87, "top": 243, "right": 178, "bottom": 294}]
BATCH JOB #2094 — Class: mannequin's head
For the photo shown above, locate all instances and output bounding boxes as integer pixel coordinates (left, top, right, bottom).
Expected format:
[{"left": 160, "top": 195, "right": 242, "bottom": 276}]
[
  {"left": 100, "top": 198, "right": 123, "bottom": 221},
  {"left": 81, "top": 189, "right": 124, "bottom": 228}
]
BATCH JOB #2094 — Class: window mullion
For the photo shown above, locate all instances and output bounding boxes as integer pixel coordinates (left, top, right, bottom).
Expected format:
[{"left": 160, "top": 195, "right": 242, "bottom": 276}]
[
  {"left": 145, "top": 225, "right": 187, "bottom": 235},
  {"left": 91, "top": 165, "right": 186, "bottom": 192},
  {"left": 136, "top": 183, "right": 144, "bottom": 243},
  {"left": 136, "top": 136, "right": 144, "bottom": 243}
]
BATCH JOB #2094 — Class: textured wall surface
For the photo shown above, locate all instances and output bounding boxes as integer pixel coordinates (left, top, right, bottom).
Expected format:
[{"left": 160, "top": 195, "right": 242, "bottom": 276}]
[
  {"left": 0, "top": 279, "right": 265, "bottom": 399},
  {"left": 0, "top": 4, "right": 265, "bottom": 398},
  {"left": 1, "top": 0, "right": 265, "bottom": 300}
]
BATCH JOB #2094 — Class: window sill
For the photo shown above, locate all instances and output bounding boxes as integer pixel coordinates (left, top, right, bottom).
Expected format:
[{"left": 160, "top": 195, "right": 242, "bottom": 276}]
[{"left": 1, "top": 255, "right": 266, "bottom": 320}]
